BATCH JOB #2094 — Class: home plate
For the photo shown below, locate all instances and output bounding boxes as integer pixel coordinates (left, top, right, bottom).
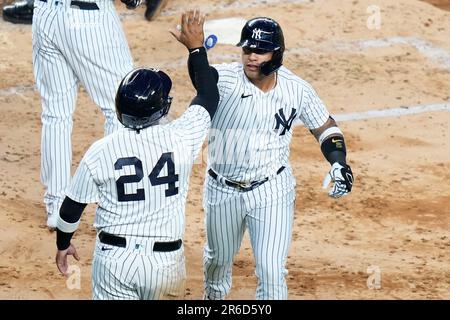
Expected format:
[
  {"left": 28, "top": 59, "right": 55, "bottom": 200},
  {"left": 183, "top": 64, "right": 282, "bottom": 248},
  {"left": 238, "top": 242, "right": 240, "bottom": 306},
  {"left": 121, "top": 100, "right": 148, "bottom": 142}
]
[{"left": 204, "top": 17, "right": 248, "bottom": 46}]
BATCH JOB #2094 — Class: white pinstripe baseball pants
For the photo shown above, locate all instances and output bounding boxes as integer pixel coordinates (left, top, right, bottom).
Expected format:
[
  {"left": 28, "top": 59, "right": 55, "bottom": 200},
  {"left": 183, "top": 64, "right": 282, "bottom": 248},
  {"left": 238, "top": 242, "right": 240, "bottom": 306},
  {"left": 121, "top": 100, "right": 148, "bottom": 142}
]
[
  {"left": 92, "top": 236, "right": 186, "bottom": 300},
  {"left": 203, "top": 168, "right": 296, "bottom": 300},
  {"left": 32, "top": 0, "right": 133, "bottom": 218}
]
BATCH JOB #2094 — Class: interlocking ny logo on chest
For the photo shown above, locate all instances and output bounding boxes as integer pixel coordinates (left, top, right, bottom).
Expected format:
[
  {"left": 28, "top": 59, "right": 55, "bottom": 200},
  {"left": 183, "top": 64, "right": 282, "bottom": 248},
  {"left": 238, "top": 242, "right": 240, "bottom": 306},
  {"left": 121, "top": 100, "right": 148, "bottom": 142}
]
[{"left": 274, "top": 108, "right": 297, "bottom": 136}]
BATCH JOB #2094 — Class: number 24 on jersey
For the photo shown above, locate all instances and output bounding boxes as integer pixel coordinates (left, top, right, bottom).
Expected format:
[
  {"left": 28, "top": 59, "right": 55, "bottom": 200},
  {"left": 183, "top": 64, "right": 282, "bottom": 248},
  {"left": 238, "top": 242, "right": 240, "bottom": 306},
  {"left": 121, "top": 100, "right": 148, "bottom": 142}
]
[{"left": 114, "top": 152, "right": 179, "bottom": 202}]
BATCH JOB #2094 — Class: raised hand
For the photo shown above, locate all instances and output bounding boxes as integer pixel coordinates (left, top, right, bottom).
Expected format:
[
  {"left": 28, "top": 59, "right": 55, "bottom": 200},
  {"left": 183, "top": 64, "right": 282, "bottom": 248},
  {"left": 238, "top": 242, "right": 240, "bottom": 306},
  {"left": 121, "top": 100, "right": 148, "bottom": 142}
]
[{"left": 170, "top": 10, "right": 206, "bottom": 50}]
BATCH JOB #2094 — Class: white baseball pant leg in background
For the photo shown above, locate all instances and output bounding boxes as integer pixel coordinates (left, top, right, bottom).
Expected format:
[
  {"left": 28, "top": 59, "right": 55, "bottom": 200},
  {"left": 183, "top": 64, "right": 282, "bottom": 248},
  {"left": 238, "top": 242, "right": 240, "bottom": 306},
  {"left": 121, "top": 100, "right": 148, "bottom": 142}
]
[{"left": 32, "top": 0, "right": 133, "bottom": 220}]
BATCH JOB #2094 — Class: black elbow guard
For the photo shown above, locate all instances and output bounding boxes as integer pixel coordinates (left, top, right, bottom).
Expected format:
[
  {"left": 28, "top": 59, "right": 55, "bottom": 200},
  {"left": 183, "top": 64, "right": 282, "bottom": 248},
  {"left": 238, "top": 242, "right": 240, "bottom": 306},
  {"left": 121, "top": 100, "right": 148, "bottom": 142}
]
[{"left": 321, "top": 135, "right": 347, "bottom": 165}]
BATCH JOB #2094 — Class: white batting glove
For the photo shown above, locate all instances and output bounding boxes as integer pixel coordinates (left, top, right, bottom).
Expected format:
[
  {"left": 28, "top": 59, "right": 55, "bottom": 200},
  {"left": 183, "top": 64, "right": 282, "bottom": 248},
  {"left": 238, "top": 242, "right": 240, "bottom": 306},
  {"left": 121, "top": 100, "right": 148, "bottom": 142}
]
[{"left": 322, "top": 162, "right": 354, "bottom": 198}]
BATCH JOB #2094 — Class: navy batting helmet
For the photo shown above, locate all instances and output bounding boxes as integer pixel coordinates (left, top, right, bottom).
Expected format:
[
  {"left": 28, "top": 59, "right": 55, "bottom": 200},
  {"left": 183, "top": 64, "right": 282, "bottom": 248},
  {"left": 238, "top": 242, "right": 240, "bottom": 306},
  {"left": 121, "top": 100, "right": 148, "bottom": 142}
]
[
  {"left": 236, "top": 17, "right": 285, "bottom": 75},
  {"left": 115, "top": 68, "right": 172, "bottom": 130}
]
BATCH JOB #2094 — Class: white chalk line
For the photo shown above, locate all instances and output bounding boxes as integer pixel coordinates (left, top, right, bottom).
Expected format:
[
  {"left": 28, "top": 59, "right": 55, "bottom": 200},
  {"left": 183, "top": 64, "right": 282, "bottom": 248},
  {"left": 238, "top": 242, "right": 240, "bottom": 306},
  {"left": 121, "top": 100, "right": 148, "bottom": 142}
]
[
  {"left": 368, "top": 37, "right": 450, "bottom": 70},
  {"left": 0, "top": 85, "right": 35, "bottom": 96},
  {"left": 149, "top": 35, "right": 450, "bottom": 72},
  {"left": 295, "top": 102, "right": 450, "bottom": 126},
  {"left": 333, "top": 102, "right": 450, "bottom": 122},
  {"left": 1, "top": 84, "right": 448, "bottom": 122},
  {"left": 293, "top": 37, "right": 450, "bottom": 71}
]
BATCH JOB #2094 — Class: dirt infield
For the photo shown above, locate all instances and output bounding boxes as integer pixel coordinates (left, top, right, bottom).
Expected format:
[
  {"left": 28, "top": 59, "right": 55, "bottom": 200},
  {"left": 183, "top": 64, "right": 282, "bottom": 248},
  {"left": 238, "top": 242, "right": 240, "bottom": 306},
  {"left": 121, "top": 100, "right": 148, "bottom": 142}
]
[{"left": 0, "top": 0, "right": 449, "bottom": 299}]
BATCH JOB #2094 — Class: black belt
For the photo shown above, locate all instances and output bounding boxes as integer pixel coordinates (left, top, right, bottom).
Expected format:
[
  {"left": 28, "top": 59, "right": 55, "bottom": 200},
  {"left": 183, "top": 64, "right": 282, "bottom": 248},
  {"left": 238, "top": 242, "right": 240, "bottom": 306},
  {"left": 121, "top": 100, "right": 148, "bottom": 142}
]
[
  {"left": 39, "top": 0, "right": 100, "bottom": 10},
  {"left": 208, "top": 166, "right": 285, "bottom": 192},
  {"left": 98, "top": 231, "right": 182, "bottom": 252}
]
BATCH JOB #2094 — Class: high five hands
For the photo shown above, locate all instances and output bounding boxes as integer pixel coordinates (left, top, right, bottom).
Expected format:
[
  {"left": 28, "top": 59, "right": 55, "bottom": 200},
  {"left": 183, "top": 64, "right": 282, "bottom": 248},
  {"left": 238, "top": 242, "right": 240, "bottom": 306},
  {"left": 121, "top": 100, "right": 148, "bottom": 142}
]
[{"left": 170, "top": 10, "right": 206, "bottom": 50}]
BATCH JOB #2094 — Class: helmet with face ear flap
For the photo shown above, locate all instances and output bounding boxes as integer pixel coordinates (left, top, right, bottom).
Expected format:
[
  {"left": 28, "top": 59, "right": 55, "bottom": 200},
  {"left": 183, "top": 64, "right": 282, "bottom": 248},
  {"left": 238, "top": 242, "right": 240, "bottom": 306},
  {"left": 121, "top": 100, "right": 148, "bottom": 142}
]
[
  {"left": 115, "top": 67, "right": 173, "bottom": 130},
  {"left": 236, "top": 17, "right": 285, "bottom": 75}
]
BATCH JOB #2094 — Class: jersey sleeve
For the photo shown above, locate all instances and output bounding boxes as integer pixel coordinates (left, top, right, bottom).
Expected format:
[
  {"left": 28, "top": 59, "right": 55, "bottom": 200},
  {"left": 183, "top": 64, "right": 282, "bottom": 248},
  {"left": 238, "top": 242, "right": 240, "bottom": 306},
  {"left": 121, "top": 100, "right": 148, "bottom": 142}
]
[
  {"left": 168, "top": 105, "right": 211, "bottom": 160},
  {"left": 298, "top": 83, "right": 330, "bottom": 130},
  {"left": 66, "top": 153, "right": 99, "bottom": 204},
  {"left": 213, "top": 63, "right": 239, "bottom": 101}
]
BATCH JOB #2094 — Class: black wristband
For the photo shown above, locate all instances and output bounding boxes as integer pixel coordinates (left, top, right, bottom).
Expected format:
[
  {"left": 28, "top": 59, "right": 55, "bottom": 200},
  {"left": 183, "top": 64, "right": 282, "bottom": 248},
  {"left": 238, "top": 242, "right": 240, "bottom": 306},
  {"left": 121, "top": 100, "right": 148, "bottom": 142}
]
[
  {"left": 56, "top": 229, "right": 74, "bottom": 251},
  {"left": 188, "top": 46, "right": 206, "bottom": 54},
  {"left": 321, "top": 135, "right": 347, "bottom": 165},
  {"left": 56, "top": 197, "right": 86, "bottom": 250}
]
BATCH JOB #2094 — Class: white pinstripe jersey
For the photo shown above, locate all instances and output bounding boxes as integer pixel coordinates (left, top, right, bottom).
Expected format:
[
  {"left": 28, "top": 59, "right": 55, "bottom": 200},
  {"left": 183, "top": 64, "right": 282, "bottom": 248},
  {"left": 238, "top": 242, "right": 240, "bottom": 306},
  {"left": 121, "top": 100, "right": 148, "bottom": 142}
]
[
  {"left": 67, "top": 105, "right": 210, "bottom": 239},
  {"left": 208, "top": 62, "right": 330, "bottom": 182}
]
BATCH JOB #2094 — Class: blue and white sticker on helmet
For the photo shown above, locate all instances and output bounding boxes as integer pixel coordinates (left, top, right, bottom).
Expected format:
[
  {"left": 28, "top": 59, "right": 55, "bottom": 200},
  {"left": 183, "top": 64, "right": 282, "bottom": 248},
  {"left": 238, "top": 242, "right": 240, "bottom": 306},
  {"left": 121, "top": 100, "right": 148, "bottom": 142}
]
[{"left": 204, "top": 34, "right": 218, "bottom": 50}]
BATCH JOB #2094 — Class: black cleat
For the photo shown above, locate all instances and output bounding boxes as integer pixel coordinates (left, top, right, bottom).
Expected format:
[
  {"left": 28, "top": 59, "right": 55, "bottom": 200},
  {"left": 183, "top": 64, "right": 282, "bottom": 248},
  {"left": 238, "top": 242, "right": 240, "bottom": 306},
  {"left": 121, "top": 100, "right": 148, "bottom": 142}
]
[
  {"left": 144, "top": 0, "right": 168, "bottom": 21},
  {"left": 2, "top": 1, "right": 34, "bottom": 25}
]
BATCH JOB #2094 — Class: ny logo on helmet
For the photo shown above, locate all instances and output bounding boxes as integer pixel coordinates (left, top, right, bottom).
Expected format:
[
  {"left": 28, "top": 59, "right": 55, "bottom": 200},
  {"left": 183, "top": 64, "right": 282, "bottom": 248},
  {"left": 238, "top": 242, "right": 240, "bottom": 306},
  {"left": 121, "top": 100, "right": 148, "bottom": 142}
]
[
  {"left": 274, "top": 108, "right": 297, "bottom": 136},
  {"left": 252, "top": 28, "right": 263, "bottom": 40}
]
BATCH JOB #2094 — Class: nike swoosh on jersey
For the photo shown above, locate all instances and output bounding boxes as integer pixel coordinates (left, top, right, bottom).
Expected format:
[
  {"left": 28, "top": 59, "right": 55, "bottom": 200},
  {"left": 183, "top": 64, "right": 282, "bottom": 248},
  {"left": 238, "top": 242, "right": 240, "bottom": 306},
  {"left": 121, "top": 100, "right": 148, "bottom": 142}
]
[
  {"left": 101, "top": 246, "right": 113, "bottom": 251},
  {"left": 241, "top": 93, "right": 252, "bottom": 98}
]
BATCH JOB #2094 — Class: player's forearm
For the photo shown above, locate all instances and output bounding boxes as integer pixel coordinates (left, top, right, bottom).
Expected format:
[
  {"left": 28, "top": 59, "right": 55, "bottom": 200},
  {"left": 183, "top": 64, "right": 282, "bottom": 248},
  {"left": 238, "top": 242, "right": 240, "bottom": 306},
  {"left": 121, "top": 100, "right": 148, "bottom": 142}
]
[
  {"left": 312, "top": 117, "right": 347, "bottom": 165},
  {"left": 188, "top": 47, "right": 219, "bottom": 118},
  {"left": 321, "top": 138, "right": 346, "bottom": 164},
  {"left": 188, "top": 59, "right": 218, "bottom": 89},
  {"left": 56, "top": 197, "right": 87, "bottom": 250}
]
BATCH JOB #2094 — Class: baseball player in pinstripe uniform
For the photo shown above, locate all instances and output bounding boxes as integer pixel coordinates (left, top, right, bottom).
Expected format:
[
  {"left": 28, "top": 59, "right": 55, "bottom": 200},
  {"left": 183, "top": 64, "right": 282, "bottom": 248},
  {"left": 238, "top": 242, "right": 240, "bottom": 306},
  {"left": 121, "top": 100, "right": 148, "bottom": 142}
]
[
  {"left": 54, "top": 10, "right": 219, "bottom": 299},
  {"left": 188, "top": 17, "right": 354, "bottom": 299},
  {"left": 32, "top": 0, "right": 140, "bottom": 230}
]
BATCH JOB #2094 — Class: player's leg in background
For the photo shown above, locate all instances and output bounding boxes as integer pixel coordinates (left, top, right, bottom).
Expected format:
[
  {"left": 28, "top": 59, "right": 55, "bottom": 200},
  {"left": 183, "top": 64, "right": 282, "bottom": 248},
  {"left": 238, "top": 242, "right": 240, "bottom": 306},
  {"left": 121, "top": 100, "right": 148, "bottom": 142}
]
[
  {"left": 246, "top": 190, "right": 295, "bottom": 300},
  {"left": 32, "top": 3, "right": 78, "bottom": 228},
  {"left": 144, "top": 0, "right": 169, "bottom": 21},
  {"left": 92, "top": 240, "right": 140, "bottom": 300},
  {"left": 59, "top": 2, "right": 133, "bottom": 136},
  {"left": 203, "top": 180, "right": 246, "bottom": 300}
]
